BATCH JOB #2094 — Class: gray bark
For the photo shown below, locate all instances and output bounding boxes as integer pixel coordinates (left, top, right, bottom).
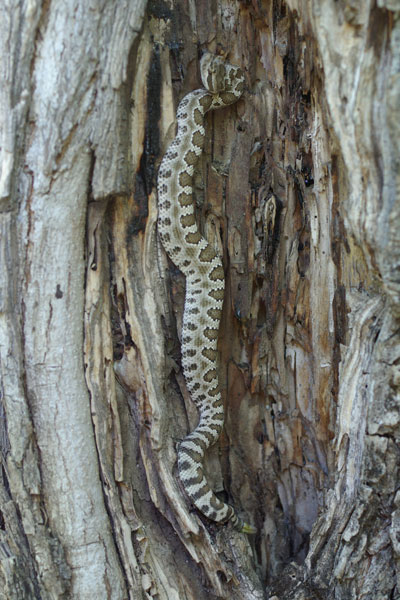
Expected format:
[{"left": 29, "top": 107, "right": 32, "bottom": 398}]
[{"left": 0, "top": 0, "right": 399, "bottom": 599}]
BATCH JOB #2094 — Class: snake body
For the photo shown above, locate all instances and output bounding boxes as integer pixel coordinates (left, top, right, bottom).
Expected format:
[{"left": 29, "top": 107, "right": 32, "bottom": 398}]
[{"left": 157, "top": 54, "right": 253, "bottom": 532}]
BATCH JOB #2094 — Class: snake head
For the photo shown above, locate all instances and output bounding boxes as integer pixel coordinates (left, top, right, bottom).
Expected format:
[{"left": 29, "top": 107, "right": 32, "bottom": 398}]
[
  {"left": 200, "top": 53, "right": 245, "bottom": 103},
  {"left": 200, "top": 53, "right": 226, "bottom": 93}
]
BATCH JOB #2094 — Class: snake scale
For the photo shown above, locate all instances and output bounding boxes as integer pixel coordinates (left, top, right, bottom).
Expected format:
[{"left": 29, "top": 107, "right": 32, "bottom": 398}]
[{"left": 157, "top": 53, "right": 254, "bottom": 533}]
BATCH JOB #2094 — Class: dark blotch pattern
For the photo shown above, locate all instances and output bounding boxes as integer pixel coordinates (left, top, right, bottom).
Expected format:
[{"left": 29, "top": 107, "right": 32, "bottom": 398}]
[
  {"left": 204, "top": 369, "right": 217, "bottom": 383},
  {"left": 185, "top": 231, "right": 202, "bottom": 245},
  {"left": 209, "top": 265, "right": 224, "bottom": 281},
  {"left": 184, "top": 149, "right": 198, "bottom": 166},
  {"left": 199, "top": 245, "right": 217, "bottom": 262},
  {"left": 202, "top": 347, "right": 217, "bottom": 362},
  {"left": 204, "top": 327, "right": 218, "bottom": 341},
  {"left": 178, "top": 192, "right": 193, "bottom": 207},
  {"left": 191, "top": 130, "right": 205, "bottom": 148},
  {"left": 179, "top": 171, "right": 192, "bottom": 188},
  {"left": 207, "top": 307, "right": 221, "bottom": 321},
  {"left": 157, "top": 55, "right": 246, "bottom": 529},
  {"left": 180, "top": 213, "right": 196, "bottom": 228},
  {"left": 208, "top": 288, "right": 224, "bottom": 301}
]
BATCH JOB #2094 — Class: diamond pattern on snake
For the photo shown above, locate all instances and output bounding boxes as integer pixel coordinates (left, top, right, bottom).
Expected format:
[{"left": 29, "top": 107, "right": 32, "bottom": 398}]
[{"left": 157, "top": 53, "right": 255, "bottom": 533}]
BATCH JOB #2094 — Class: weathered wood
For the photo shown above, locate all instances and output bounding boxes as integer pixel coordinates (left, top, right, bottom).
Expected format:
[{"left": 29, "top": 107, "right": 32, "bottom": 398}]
[
  {"left": 0, "top": 0, "right": 399, "bottom": 598},
  {"left": 0, "top": 1, "right": 146, "bottom": 598}
]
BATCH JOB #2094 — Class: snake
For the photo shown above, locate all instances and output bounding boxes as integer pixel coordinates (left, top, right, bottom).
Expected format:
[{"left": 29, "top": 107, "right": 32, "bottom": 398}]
[{"left": 157, "top": 53, "right": 255, "bottom": 533}]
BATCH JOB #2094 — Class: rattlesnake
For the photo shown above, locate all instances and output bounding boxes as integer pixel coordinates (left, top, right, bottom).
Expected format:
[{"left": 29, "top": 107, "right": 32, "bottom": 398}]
[{"left": 157, "top": 53, "right": 254, "bottom": 533}]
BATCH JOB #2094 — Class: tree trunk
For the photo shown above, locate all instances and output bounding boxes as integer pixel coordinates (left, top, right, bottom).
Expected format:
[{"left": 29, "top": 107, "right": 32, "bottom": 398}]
[{"left": 0, "top": 1, "right": 399, "bottom": 599}]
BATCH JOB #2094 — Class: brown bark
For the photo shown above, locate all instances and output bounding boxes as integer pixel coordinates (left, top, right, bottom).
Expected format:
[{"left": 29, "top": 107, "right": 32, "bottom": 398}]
[{"left": 0, "top": 0, "right": 399, "bottom": 599}]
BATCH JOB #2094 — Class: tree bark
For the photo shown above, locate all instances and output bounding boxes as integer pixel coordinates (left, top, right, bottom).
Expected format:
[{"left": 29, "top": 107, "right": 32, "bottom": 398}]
[{"left": 0, "top": 1, "right": 399, "bottom": 599}]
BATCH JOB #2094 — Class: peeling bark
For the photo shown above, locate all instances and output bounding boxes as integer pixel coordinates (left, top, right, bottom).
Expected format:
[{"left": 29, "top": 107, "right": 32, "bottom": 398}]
[{"left": 0, "top": 1, "right": 399, "bottom": 599}]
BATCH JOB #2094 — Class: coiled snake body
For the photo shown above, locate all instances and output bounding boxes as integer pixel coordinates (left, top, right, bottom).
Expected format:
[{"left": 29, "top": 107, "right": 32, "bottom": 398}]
[{"left": 158, "top": 54, "right": 254, "bottom": 533}]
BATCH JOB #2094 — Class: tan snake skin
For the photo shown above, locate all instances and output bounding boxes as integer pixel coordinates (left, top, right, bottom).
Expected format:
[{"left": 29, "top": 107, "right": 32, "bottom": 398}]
[{"left": 158, "top": 54, "right": 254, "bottom": 533}]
